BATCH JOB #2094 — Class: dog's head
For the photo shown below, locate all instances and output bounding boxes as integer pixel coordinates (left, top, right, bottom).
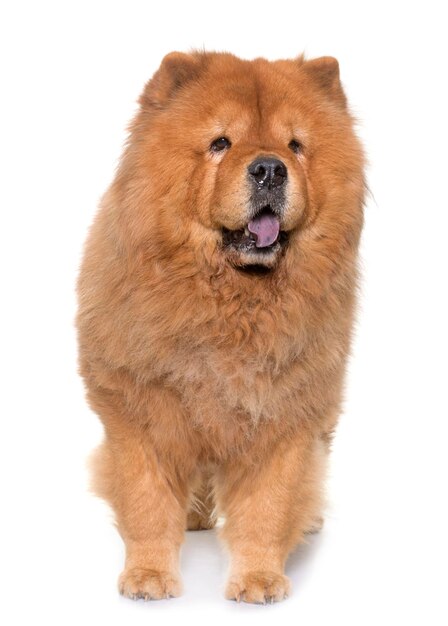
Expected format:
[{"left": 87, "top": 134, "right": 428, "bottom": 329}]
[{"left": 117, "top": 52, "right": 364, "bottom": 275}]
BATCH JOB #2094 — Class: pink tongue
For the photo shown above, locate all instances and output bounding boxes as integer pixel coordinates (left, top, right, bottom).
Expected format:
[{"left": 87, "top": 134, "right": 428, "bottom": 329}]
[{"left": 247, "top": 213, "right": 280, "bottom": 248}]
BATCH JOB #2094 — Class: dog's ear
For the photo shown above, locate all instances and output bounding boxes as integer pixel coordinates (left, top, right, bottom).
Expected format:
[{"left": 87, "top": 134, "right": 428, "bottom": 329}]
[
  {"left": 301, "top": 56, "right": 347, "bottom": 107},
  {"left": 140, "top": 51, "right": 205, "bottom": 109}
]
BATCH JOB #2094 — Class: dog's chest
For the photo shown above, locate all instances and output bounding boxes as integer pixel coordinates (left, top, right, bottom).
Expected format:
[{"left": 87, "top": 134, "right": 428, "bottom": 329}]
[{"left": 162, "top": 329, "right": 304, "bottom": 424}]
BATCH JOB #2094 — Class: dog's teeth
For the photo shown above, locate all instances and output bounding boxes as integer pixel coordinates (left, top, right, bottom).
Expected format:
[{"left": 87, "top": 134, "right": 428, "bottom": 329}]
[{"left": 244, "top": 227, "right": 250, "bottom": 236}]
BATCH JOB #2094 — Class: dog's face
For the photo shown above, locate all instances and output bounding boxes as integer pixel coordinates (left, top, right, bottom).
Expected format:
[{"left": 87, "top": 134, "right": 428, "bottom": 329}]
[{"left": 121, "top": 52, "right": 364, "bottom": 273}]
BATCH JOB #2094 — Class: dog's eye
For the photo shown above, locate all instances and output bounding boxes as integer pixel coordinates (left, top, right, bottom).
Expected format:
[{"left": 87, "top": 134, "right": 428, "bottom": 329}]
[
  {"left": 288, "top": 139, "right": 302, "bottom": 154},
  {"left": 210, "top": 137, "right": 231, "bottom": 152}
]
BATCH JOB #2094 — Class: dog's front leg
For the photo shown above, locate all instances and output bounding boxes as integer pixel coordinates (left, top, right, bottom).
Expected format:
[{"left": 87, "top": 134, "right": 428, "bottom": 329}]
[
  {"left": 217, "top": 431, "right": 326, "bottom": 604},
  {"left": 91, "top": 410, "right": 191, "bottom": 601}
]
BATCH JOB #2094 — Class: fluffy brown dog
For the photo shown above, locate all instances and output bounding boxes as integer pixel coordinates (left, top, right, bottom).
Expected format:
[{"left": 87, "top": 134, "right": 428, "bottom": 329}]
[{"left": 77, "top": 51, "right": 365, "bottom": 604}]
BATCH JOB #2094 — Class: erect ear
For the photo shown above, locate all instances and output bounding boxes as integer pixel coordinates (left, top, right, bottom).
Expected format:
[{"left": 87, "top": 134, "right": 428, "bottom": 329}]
[
  {"left": 140, "top": 51, "right": 205, "bottom": 109},
  {"left": 301, "top": 56, "right": 347, "bottom": 107}
]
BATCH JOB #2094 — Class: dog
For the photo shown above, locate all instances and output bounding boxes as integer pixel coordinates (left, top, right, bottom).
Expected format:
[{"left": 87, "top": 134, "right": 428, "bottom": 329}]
[{"left": 77, "top": 50, "right": 365, "bottom": 603}]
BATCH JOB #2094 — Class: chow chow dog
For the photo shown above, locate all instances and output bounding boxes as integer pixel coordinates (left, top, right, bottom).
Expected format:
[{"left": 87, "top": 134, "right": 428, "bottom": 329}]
[{"left": 77, "top": 51, "right": 365, "bottom": 604}]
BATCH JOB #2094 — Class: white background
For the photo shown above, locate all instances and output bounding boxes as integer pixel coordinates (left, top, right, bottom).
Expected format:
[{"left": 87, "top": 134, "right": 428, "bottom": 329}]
[{"left": 1, "top": 1, "right": 447, "bottom": 624}]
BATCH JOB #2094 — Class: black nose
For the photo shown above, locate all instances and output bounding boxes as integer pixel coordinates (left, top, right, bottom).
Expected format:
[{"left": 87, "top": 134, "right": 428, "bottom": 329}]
[{"left": 248, "top": 157, "right": 288, "bottom": 190}]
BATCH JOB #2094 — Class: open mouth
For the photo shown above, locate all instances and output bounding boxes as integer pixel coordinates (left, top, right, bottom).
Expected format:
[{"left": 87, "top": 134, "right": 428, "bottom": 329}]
[{"left": 222, "top": 206, "right": 288, "bottom": 254}]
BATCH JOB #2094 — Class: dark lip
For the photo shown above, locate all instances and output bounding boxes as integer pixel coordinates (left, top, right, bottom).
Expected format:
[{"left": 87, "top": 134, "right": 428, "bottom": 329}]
[
  {"left": 221, "top": 206, "right": 288, "bottom": 254},
  {"left": 221, "top": 229, "right": 288, "bottom": 253}
]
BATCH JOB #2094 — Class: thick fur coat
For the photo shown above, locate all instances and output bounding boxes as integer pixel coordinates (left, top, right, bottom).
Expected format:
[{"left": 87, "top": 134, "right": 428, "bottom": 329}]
[{"left": 77, "top": 51, "right": 364, "bottom": 603}]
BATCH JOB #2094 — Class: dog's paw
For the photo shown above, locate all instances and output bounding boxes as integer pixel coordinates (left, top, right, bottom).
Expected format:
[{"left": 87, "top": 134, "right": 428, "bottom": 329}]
[
  {"left": 225, "top": 571, "right": 291, "bottom": 604},
  {"left": 118, "top": 567, "right": 182, "bottom": 600}
]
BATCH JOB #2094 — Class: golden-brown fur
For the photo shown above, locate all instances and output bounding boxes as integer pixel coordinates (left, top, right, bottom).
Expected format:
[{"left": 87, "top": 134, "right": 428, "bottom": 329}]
[{"left": 77, "top": 51, "right": 364, "bottom": 603}]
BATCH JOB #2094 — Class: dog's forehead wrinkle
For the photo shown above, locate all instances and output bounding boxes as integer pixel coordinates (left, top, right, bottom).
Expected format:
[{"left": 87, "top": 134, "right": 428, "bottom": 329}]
[
  {"left": 200, "top": 68, "right": 286, "bottom": 145},
  {"left": 253, "top": 72, "right": 263, "bottom": 137},
  {"left": 253, "top": 70, "right": 287, "bottom": 145}
]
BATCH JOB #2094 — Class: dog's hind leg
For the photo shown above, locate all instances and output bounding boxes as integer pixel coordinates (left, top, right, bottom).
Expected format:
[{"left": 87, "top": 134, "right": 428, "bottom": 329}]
[{"left": 187, "top": 468, "right": 217, "bottom": 530}]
